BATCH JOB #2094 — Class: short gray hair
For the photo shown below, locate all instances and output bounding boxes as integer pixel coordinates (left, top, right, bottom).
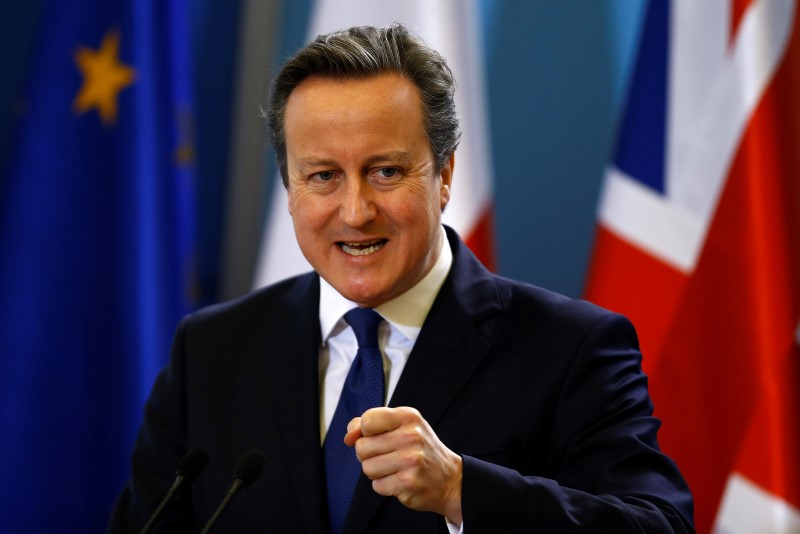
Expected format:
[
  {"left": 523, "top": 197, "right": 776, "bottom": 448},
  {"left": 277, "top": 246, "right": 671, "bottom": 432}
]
[{"left": 265, "top": 23, "right": 461, "bottom": 187}]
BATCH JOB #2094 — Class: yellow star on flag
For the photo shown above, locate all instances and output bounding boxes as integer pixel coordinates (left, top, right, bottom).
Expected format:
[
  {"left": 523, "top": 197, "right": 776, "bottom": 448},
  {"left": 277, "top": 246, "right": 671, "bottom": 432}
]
[{"left": 73, "top": 30, "right": 136, "bottom": 125}]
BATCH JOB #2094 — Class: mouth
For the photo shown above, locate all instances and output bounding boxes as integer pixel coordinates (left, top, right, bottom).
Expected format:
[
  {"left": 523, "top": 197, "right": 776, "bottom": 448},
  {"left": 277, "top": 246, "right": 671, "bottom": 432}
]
[{"left": 338, "top": 239, "right": 387, "bottom": 257}]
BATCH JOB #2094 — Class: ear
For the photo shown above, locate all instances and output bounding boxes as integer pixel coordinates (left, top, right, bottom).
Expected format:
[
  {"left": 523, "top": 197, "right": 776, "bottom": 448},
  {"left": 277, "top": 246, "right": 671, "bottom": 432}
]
[{"left": 439, "top": 152, "right": 454, "bottom": 211}]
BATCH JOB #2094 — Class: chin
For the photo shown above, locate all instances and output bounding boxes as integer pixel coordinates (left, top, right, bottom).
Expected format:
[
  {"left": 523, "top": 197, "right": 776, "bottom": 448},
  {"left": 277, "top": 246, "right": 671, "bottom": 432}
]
[{"left": 338, "top": 284, "right": 387, "bottom": 308}]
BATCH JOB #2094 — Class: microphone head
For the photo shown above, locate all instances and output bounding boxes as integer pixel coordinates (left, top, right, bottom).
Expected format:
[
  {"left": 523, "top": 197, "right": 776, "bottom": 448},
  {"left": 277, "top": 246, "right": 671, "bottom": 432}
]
[
  {"left": 176, "top": 448, "right": 210, "bottom": 482},
  {"left": 234, "top": 449, "right": 266, "bottom": 487}
]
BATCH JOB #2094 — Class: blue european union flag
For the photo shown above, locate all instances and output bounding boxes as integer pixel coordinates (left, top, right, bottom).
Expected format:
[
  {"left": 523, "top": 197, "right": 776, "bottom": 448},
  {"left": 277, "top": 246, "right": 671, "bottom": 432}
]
[{"left": 0, "top": 1, "right": 195, "bottom": 531}]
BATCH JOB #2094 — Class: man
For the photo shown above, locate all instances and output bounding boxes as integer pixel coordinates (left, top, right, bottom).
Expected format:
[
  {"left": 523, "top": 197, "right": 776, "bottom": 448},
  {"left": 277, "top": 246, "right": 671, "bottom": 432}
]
[{"left": 110, "top": 24, "right": 694, "bottom": 533}]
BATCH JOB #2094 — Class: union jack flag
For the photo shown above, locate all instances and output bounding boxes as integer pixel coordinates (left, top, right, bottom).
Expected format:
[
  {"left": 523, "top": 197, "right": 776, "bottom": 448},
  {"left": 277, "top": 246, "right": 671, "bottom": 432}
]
[{"left": 586, "top": 1, "right": 800, "bottom": 532}]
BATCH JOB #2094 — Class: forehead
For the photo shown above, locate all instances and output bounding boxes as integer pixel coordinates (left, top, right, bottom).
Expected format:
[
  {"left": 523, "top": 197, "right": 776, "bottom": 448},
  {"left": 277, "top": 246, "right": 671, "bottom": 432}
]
[
  {"left": 285, "top": 73, "right": 422, "bottom": 124},
  {"left": 283, "top": 74, "right": 429, "bottom": 159}
]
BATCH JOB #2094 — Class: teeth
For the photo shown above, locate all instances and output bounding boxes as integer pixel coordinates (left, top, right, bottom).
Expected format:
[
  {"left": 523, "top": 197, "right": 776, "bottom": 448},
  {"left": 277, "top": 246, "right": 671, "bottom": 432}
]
[{"left": 340, "top": 240, "right": 385, "bottom": 256}]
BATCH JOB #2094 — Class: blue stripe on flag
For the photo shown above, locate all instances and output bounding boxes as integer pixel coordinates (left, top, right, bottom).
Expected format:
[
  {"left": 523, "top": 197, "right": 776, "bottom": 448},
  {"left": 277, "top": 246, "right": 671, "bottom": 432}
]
[{"left": 612, "top": 0, "right": 670, "bottom": 194}]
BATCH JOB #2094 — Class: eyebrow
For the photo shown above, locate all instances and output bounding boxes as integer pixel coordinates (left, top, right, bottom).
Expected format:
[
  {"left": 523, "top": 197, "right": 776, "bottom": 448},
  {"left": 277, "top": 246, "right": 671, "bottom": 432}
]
[
  {"left": 294, "top": 151, "right": 414, "bottom": 172},
  {"left": 363, "top": 151, "right": 414, "bottom": 166},
  {"left": 294, "top": 157, "right": 338, "bottom": 171}
]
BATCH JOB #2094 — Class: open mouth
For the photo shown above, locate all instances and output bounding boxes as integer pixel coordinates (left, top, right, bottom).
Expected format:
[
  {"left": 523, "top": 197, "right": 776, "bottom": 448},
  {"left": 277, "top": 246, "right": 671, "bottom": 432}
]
[{"left": 338, "top": 239, "right": 387, "bottom": 256}]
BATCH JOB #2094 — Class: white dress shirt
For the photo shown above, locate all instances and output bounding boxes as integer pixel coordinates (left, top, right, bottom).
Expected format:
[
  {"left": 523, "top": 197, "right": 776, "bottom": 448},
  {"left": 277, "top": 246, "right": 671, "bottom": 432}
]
[
  {"left": 317, "top": 226, "right": 462, "bottom": 533},
  {"left": 318, "top": 225, "right": 452, "bottom": 440}
]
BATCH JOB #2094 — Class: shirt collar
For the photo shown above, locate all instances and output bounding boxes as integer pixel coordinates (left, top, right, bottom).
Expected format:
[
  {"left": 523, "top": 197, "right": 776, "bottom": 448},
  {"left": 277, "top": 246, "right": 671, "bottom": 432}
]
[{"left": 319, "top": 225, "right": 453, "bottom": 344}]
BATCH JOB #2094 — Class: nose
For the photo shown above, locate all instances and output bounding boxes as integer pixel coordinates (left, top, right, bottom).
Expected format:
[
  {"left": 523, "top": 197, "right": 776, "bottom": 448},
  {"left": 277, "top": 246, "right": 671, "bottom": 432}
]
[{"left": 339, "top": 175, "right": 377, "bottom": 228}]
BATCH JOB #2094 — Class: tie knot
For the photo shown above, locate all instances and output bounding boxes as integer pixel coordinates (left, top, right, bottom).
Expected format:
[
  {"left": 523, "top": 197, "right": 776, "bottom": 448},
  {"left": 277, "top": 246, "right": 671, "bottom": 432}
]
[{"left": 344, "top": 308, "right": 382, "bottom": 349}]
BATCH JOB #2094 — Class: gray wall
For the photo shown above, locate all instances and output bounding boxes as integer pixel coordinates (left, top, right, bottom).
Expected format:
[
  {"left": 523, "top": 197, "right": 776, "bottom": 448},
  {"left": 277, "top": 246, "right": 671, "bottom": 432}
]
[{"left": 486, "top": 1, "right": 645, "bottom": 296}]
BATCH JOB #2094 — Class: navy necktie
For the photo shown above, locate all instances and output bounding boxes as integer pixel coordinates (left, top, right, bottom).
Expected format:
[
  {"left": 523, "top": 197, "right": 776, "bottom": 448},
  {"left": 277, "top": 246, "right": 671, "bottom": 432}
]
[{"left": 324, "top": 308, "right": 384, "bottom": 534}]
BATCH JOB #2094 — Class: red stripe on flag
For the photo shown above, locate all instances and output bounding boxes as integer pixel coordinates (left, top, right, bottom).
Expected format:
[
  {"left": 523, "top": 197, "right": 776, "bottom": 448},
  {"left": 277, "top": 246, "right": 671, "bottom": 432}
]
[
  {"left": 734, "top": 3, "right": 800, "bottom": 507},
  {"left": 463, "top": 203, "right": 497, "bottom": 272},
  {"left": 650, "top": 15, "right": 800, "bottom": 528},
  {"left": 730, "top": 1, "right": 756, "bottom": 44},
  {"left": 584, "top": 226, "right": 686, "bottom": 371}
]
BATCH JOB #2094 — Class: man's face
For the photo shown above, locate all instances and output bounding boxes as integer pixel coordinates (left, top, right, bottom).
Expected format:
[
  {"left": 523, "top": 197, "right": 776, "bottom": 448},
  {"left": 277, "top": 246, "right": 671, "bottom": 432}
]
[{"left": 284, "top": 73, "right": 453, "bottom": 308}]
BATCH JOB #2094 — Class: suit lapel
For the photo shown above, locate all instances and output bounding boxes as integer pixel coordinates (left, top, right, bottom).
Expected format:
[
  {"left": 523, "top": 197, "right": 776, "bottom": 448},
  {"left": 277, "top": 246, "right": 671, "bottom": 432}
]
[
  {"left": 345, "top": 228, "right": 503, "bottom": 533},
  {"left": 263, "top": 274, "right": 327, "bottom": 534}
]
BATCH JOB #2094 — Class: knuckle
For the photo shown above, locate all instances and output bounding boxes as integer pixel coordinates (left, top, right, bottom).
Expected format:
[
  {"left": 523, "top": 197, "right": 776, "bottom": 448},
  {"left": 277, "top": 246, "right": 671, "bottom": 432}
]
[
  {"left": 360, "top": 457, "right": 377, "bottom": 478},
  {"left": 347, "top": 417, "right": 361, "bottom": 433},
  {"left": 396, "top": 470, "right": 413, "bottom": 487},
  {"left": 399, "top": 406, "right": 421, "bottom": 420},
  {"left": 360, "top": 410, "right": 374, "bottom": 428},
  {"left": 372, "top": 478, "right": 390, "bottom": 496},
  {"left": 354, "top": 439, "right": 366, "bottom": 460},
  {"left": 399, "top": 425, "right": 425, "bottom": 448},
  {"left": 403, "top": 449, "right": 424, "bottom": 469}
]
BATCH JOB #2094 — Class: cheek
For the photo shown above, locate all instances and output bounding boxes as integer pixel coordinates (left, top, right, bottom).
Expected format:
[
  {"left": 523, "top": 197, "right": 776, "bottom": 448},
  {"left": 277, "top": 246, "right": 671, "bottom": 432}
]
[
  {"left": 289, "top": 191, "right": 329, "bottom": 230},
  {"left": 391, "top": 193, "right": 434, "bottom": 226},
  {"left": 402, "top": 179, "right": 443, "bottom": 217}
]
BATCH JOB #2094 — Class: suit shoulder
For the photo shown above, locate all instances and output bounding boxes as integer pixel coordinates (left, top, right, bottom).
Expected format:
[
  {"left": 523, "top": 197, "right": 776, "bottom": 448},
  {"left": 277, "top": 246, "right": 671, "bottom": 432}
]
[
  {"left": 491, "top": 274, "right": 629, "bottom": 332},
  {"left": 183, "top": 272, "right": 318, "bottom": 332},
  {"left": 479, "top": 275, "right": 642, "bottom": 372}
]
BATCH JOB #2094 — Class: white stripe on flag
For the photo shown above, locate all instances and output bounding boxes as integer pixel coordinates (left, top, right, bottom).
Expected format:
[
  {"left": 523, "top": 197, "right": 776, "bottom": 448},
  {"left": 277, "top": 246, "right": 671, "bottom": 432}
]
[
  {"left": 598, "top": 166, "right": 702, "bottom": 273},
  {"left": 713, "top": 473, "right": 800, "bottom": 534},
  {"left": 599, "top": 0, "right": 795, "bottom": 277},
  {"left": 668, "top": 0, "right": 795, "bottom": 224}
]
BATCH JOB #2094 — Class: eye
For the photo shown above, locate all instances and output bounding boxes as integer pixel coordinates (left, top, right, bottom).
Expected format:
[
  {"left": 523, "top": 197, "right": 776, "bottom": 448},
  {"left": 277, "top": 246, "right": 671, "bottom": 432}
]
[
  {"left": 369, "top": 167, "right": 402, "bottom": 186},
  {"left": 312, "top": 170, "right": 335, "bottom": 182}
]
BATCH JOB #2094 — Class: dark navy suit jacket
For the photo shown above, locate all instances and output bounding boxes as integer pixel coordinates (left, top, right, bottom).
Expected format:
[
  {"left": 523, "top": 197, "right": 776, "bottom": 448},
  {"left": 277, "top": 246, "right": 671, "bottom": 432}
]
[{"left": 109, "top": 227, "right": 694, "bottom": 533}]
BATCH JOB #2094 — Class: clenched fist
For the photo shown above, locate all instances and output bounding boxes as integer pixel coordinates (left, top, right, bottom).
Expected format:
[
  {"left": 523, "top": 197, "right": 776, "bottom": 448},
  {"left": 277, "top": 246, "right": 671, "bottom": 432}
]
[{"left": 344, "top": 406, "right": 463, "bottom": 524}]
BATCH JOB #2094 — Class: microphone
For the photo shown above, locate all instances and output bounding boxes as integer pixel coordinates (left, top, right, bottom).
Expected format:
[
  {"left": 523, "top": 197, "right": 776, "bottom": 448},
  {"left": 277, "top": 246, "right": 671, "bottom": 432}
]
[
  {"left": 199, "top": 449, "right": 266, "bottom": 534},
  {"left": 139, "top": 448, "right": 209, "bottom": 534}
]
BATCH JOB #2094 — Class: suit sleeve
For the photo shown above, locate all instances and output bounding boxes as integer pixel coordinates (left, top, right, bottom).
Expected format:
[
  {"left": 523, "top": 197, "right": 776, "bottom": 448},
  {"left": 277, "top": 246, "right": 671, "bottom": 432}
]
[
  {"left": 460, "top": 313, "right": 695, "bottom": 533},
  {"left": 107, "top": 316, "right": 196, "bottom": 534}
]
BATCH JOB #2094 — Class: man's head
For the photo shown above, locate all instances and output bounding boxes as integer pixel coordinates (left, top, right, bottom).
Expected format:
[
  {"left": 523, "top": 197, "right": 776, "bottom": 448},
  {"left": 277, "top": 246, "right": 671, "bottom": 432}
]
[
  {"left": 266, "top": 23, "right": 460, "bottom": 186},
  {"left": 267, "top": 24, "right": 460, "bottom": 308}
]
